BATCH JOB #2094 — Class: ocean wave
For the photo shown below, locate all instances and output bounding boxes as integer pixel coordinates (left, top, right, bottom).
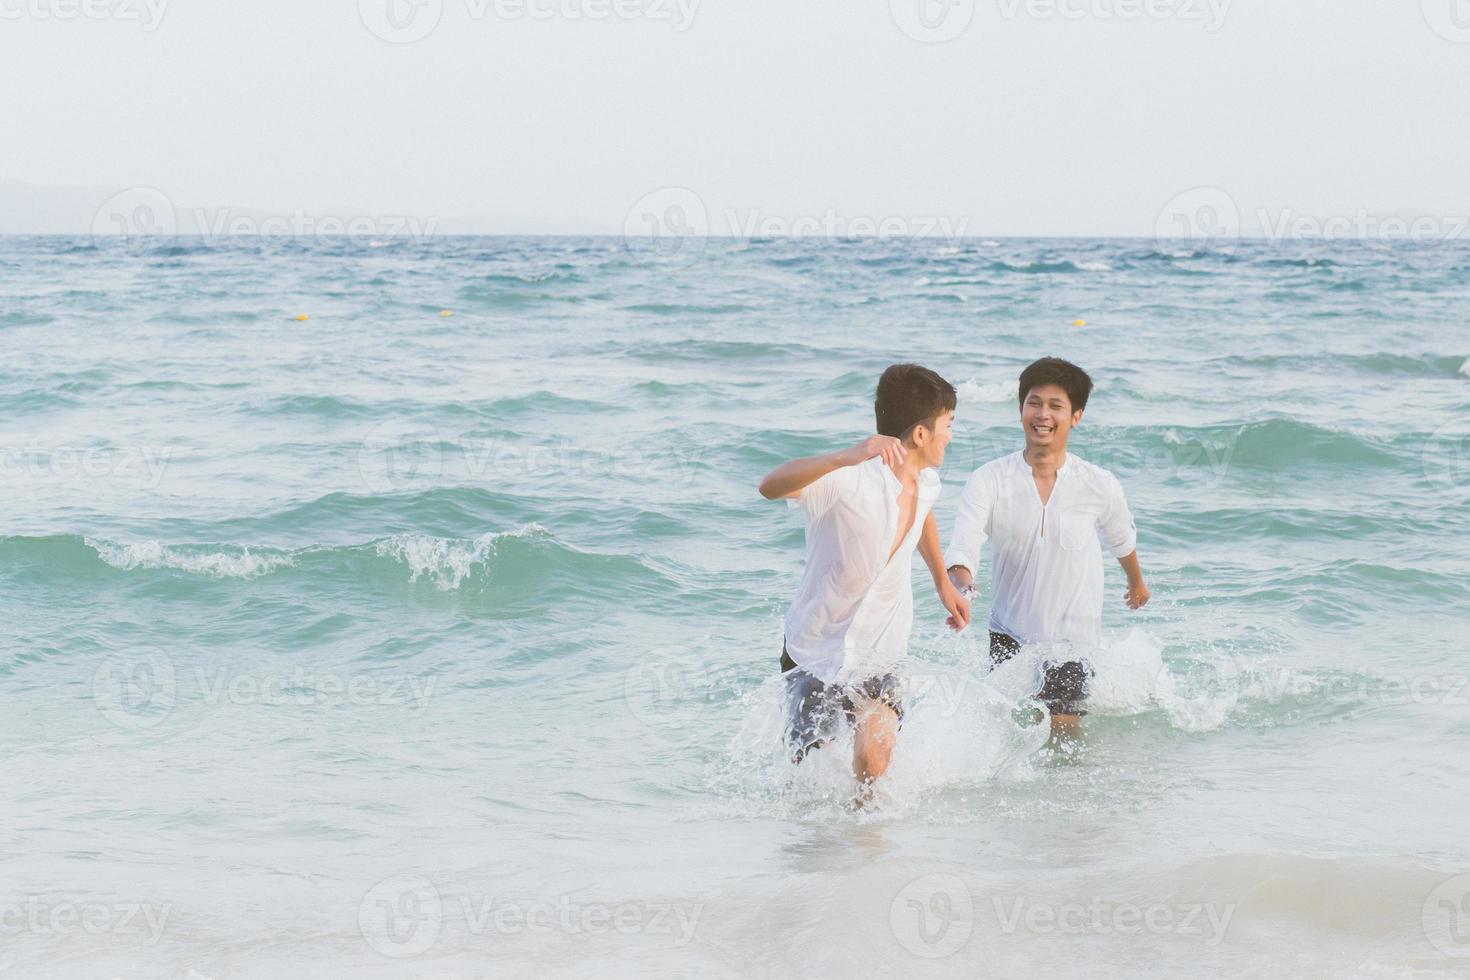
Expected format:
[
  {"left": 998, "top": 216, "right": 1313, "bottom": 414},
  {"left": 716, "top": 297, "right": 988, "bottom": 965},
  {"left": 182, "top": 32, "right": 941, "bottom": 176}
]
[
  {"left": 956, "top": 378, "right": 1015, "bottom": 403},
  {"left": 620, "top": 302, "right": 751, "bottom": 315},
  {"left": 83, "top": 537, "right": 296, "bottom": 578},
  {"left": 1105, "top": 419, "right": 1402, "bottom": 471},
  {"left": 0, "top": 525, "right": 674, "bottom": 600},
  {"left": 987, "top": 259, "right": 1086, "bottom": 274},
  {"left": 372, "top": 526, "right": 545, "bottom": 590}
]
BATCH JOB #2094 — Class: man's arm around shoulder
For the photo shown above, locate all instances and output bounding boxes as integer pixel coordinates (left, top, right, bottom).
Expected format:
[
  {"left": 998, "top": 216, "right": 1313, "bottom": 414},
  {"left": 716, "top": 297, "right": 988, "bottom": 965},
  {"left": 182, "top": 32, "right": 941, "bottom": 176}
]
[{"left": 758, "top": 435, "right": 906, "bottom": 500}]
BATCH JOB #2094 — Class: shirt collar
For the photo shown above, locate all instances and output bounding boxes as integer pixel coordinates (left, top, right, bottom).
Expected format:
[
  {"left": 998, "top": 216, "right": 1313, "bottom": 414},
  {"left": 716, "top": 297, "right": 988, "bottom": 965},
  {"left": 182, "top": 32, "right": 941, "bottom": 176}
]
[{"left": 1015, "top": 449, "right": 1070, "bottom": 476}]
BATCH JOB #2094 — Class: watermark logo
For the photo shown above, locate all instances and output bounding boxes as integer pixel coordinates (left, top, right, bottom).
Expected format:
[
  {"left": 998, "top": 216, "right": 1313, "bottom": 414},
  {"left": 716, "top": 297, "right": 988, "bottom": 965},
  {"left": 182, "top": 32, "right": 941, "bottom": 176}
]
[
  {"left": 889, "top": 0, "right": 976, "bottom": 43},
  {"left": 359, "top": 0, "right": 444, "bottom": 42},
  {"left": 1422, "top": 0, "right": 1470, "bottom": 43},
  {"left": 360, "top": 874, "right": 444, "bottom": 958},
  {"left": 1424, "top": 420, "right": 1470, "bottom": 491},
  {"left": 0, "top": 443, "right": 172, "bottom": 487},
  {"left": 623, "top": 186, "right": 708, "bottom": 263},
  {"left": 890, "top": 874, "right": 974, "bottom": 958},
  {"left": 358, "top": 876, "right": 702, "bottom": 956},
  {"left": 1155, "top": 186, "right": 1240, "bottom": 249},
  {"left": 0, "top": 0, "right": 169, "bottom": 29},
  {"left": 1423, "top": 873, "right": 1470, "bottom": 957},
  {"left": 357, "top": 420, "right": 445, "bottom": 494},
  {"left": 92, "top": 186, "right": 177, "bottom": 253},
  {"left": 723, "top": 207, "right": 969, "bottom": 239},
  {"left": 991, "top": 895, "right": 1234, "bottom": 943},
  {"left": 92, "top": 651, "right": 178, "bottom": 732},
  {"left": 360, "top": 0, "right": 699, "bottom": 42},
  {"left": 995, "top": 0, "right": 1230, "bottom": 30},
  {"left": 0, "top": 898, "right": 171, "bottom": 944},
  {"left": 624, "top": 646, "right": 713, "bottom": 729}
]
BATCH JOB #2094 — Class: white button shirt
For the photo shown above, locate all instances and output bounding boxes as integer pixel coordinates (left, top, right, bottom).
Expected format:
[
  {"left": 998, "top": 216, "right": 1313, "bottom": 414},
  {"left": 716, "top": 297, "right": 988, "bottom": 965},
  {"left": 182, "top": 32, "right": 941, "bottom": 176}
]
[
  {"left": 784, "top": 455, "right": 942, "bottom": 685},
  {"left": 944, "top": 451, "right": 1137, "bottom": 649}
]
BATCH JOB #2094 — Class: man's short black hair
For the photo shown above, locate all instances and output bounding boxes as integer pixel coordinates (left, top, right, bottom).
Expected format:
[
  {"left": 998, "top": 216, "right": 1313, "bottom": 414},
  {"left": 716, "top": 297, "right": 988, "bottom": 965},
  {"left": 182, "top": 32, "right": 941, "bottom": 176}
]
[
  {"left": 1018, "top": 357, "right": 1093, "bottom": 414},
  {"left": 875, "top": 364, "right": 957, "bottom": 439}
]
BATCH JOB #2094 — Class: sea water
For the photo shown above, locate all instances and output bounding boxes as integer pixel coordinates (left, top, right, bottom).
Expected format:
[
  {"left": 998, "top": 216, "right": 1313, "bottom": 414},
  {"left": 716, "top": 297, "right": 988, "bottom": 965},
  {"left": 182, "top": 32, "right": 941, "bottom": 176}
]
[{"left": 1, "top": 235, "right": 1468, "bottom": 978}]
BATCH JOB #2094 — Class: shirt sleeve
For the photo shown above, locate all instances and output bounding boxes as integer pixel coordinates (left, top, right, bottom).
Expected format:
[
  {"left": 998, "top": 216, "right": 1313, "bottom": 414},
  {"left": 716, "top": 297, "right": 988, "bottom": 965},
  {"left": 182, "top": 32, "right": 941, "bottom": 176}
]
[
  {"left": 943, "top": 467, "right": 994, "bottom": 572},
  {"left": 788, "top": 462, "right": 859, "bottom": 520},
  {"left": 1098, "top": 471, "right": 1138, "bottom": 559}
]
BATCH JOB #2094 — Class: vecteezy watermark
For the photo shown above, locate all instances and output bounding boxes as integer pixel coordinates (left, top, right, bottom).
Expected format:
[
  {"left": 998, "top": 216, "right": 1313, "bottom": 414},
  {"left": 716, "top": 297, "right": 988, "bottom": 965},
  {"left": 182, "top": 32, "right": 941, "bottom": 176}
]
[
  {"left": 0, "top": 444, "right": 172, "bottom": 487},
  {"left": 889, "top": 0, "right": 976, "bottom": 43},
  {"left": 1255, "top": 209, "right": 1470, "bottom": 241},
  {"left": 91, "top": 187, "right": 442, "bottom": 251},
  {"left": 622, "top": 186, "right": 973, "bottom": 262},
  {"left": 723, "top": 207, "right": 971, "bottom": 240},
  {"left": 92, "top": 186, "right": 178, "bottom": 253},
  {"left": 357, "top": 420, "right": 445, "bottom": 495},
  {"left": 891, "top": 874, "right": 975, "bottom": 958},
  {"left": 358, "top": 874, "right": 703, "bottom": 958},
  {"left": 0, "top": 898, "right": 171, "bottom": 944},
  {"left": 188, "top": 208, "right": 441, "bottom": 246},
  {"left": 1424, "top": 420, "right": 1470, "bottom": 491},
  {"left": 1157, "top": 186, "right": 1470, "bottom": 245},
  {"left": 1424, "top": 873, "right": 1470, "bottom": 958},
  {"left": 991, "top": 895, "right": 1235, "bottom": 944},
  {"left": 623, "top": 186, "right": 709, "bottom": 264},
  {"left": 0, "top": 0, "right": 168, "bottom": 29},
  {"left": 1216, "top": 659, "right": 1470, "bottom": 713},
  {"left": 623, "top": 646, "right": 715, "bottom": 730},
  {"left": 457, "top": 439, "right": 702, "bottom": 487},
  {"left": 1155, "top": 186, "right": 1241, "bottom": 249},
  {"left": 961, "top": 425, "right": 1239, "bottom": 490},
  {"left": 997, "top": 0, "right": 1230, "bottom": 30},
  {"left": 92, "top": 652, "right": 436, "bottom": 735},
  {"left": 358, "top": 0, "right": 699, "bottom": 43},
  {"left": 1422, "top": 0, "right": 1470, "bottom": 43},
  {"left": 359, "top": 428, "right": 704, "bottom": 495}
]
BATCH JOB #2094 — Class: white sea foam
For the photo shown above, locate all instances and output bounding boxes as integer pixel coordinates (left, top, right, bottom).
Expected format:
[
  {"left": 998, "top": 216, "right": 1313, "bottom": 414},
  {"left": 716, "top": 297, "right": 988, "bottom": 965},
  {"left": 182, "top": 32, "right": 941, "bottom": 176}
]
[
  {"left": 1459, "top": 357, "right": 1469, "bottom": 378},
  {"left": 957, "top": 378, "right": 1015, "bottom": 403},
  {"left": 84, "top": 537, "right": 295, "bottom": 578},
  {"left": 374, "top": 524, "right": 546, "bottom": 590},
  {"left": 1076, "top": 260, "right": 1112, "bottom": 271}
]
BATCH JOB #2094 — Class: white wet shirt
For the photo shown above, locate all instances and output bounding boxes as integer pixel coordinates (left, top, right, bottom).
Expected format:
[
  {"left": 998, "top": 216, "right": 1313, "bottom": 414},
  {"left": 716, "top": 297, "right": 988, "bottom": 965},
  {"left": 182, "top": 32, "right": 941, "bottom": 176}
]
[
  {"left": 944, "top": 450, "right": 1137, "bottom": 649},
  {"left": 784, "top": 455, "right": 942, "bottom": 685}
]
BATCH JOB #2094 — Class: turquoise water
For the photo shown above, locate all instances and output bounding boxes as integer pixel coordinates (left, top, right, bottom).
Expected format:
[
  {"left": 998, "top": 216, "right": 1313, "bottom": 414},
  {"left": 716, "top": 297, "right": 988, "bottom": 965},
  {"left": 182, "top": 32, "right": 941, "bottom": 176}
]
[{"left": 2, "top": 235, "right": 1469, "bottom": 978}]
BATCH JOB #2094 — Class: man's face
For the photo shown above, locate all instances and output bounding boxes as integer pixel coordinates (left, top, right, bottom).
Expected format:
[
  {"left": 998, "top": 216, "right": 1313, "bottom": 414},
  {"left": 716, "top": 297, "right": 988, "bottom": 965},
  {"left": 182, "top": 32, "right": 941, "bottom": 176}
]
[
  {"left": 912, "top": 409, "right": 955, "bottom": 467},
  {"left": 1020, "top": 384, "right": 1081, "bottom": 450}
]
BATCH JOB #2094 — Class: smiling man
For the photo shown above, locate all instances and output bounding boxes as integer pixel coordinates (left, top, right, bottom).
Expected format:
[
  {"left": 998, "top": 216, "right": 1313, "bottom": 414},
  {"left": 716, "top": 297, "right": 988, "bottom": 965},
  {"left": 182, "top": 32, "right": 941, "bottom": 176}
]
[{"left": 944, "top": 357, "right": 1150, "bottom": 737}]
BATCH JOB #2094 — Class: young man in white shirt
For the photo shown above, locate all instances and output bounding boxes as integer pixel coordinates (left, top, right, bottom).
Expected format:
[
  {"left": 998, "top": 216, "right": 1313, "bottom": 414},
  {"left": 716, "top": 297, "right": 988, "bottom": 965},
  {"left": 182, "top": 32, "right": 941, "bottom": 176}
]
[
  {"left": 944, "top": 357, "right": 1151, "bottom": 737},
  {"left": 759, "top": 364, "right": 971, "bottom": 786}
]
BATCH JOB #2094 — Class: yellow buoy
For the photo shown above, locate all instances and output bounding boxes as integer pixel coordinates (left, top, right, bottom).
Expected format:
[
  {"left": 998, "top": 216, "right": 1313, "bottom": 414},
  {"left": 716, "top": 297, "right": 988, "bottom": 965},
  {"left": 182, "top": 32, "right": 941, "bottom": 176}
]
[
  {"left": 1072, "top": 319, "right": 1086, "bottom": 327},
  {"left": 440, "top": 309, "right": 454, "bottom": 317},
  {"left": 294, "top": 314, "right": 310, "bottom": 322}
]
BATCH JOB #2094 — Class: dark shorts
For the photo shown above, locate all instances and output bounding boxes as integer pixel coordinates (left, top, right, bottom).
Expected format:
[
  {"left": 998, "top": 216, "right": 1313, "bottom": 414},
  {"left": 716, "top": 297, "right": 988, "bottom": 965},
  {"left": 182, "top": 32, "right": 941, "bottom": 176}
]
[
  {"left": 989, "top": 631, "right": 1091, "bottom": 717},
  {"left": 780, "top": 647, "right": 904, "bottom": 762}
]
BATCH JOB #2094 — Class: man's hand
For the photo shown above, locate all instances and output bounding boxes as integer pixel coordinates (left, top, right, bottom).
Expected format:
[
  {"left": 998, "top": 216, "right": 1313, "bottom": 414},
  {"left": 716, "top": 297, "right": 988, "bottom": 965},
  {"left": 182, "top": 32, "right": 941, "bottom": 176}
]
[
  {"left": 947, "top": 565, "right": 974, "bottom": 594},
  {"left": 847, "top": 434, "right": 906, "bottom": 469},
  {"left": 1123, "top": 580, "right": 1151, "bottom": 610},
  {"left": 940, "top": 580, "right": 971, "bottom": 632}
]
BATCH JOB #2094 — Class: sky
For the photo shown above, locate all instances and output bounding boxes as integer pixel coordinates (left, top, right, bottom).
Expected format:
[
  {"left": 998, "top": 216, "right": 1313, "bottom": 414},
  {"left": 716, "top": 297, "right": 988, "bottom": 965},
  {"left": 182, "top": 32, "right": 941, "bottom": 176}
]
[{"left": 2, "top": 0, "right": 1468, "bottom": 236}]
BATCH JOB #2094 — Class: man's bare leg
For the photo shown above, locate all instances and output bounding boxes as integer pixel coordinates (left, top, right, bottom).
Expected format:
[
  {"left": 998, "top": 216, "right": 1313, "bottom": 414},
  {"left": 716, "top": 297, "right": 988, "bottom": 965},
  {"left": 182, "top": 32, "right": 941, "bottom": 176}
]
[
  {"left": 853, "top": 702, "right": 899, "bottom": 786},
  {"left": 1050, "top": 712, "right": 1080, "bottom": 735}
]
